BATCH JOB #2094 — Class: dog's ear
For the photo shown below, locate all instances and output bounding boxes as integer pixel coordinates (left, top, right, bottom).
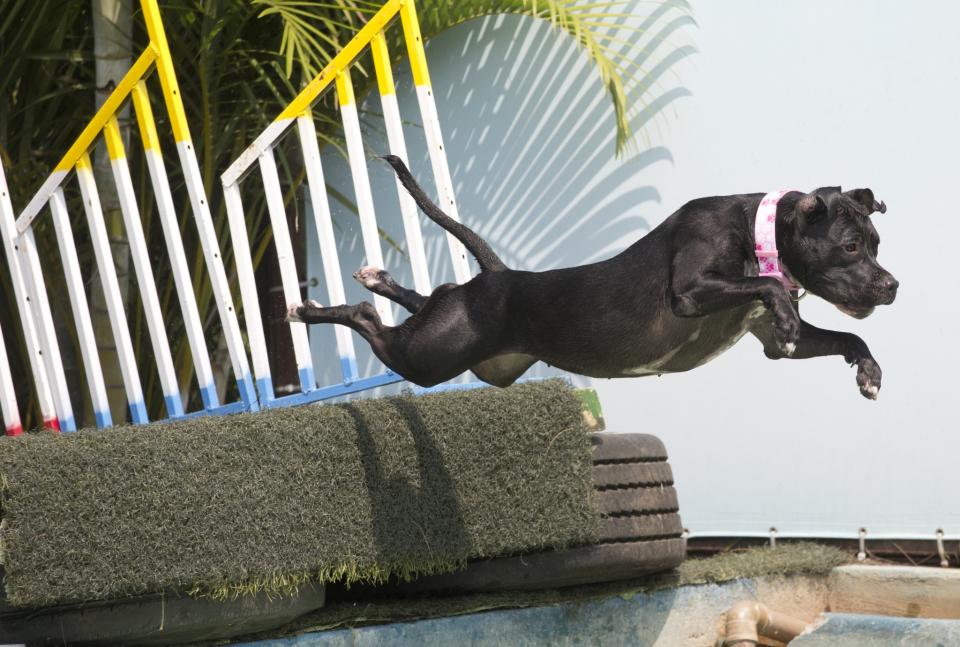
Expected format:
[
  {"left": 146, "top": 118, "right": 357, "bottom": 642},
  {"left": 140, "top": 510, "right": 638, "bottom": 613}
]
[
  {"left": 847, "top": 188, "right": 887, "bottom": 215},
  {"left": 816, "top": 186, "right": 842, "bottom": 199},
  {"left": 794, "top": 192, "right": 828, "bottom": 228}
]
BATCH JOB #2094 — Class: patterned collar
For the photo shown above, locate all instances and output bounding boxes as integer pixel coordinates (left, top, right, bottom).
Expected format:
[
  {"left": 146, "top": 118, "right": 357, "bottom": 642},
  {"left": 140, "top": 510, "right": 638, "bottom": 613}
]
[{"left": 755, "top": 190, "right": 802, "bottom": 292}]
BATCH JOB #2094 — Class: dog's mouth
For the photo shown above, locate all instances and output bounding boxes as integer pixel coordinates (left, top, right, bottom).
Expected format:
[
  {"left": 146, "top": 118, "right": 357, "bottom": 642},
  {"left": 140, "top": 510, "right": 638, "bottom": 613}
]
[{"left": 836, "top": 304, "right": 876, "bottom": 319}]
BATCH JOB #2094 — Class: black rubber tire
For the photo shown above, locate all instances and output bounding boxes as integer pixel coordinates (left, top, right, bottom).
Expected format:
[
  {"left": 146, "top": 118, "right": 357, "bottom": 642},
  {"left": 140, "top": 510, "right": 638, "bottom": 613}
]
[
  {"left": 593, "top": 462, "right": 673, "bottom": 489},
  {"left": 403, "top": 538, "right": 687, "bottom": 593},
  {"left": 405, "top": 433, "right": 685, "bottom": 594},
  {"left": 596, "top": 486, "right": 679, "bottom": 516},
  {"left": 0, "top": 584, "right": 325, "bottom": 646},
  {"left": 592, "top": 433, "right": 668, "bottom": 463},
  {"left": 599, "top": 512, "right": 683, "bottom": 542}
]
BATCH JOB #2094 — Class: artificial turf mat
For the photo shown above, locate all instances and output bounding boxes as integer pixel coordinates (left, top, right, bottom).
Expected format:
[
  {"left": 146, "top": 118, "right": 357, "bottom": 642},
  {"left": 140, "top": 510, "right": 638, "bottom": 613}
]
[
  {"left": 0, "top": 380, "right": 599, "bottom": 608},
  {"left": 223, "top": 543, "right": 851, "bottom": 643}
]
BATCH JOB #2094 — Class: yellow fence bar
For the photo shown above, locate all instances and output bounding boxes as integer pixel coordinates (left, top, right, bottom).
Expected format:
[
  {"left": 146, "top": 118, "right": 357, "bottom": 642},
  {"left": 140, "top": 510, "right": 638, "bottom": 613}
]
[
  {"left": 53, "top": 46, "right": 158, "bottom": 173},
  {"left": 277, "top": 0, "right": 401, "bottom": 121},
  {"left": 103, "top": 116, "right": 126, "bottom": 161},
  {"left": 399, "top": 0, "right": 431, "bottom": 88},
  {"left": 141, "top": 0, "right": 192, "bottom": 144},
  {"left": 371, "top": 32, "right": 397, "bottom": 96},
  {"left": 335, "top": 69, "right": 356, "bottom": 107},
  {"left": 130, "top": 81, "right": 162, "bottom": 152}
]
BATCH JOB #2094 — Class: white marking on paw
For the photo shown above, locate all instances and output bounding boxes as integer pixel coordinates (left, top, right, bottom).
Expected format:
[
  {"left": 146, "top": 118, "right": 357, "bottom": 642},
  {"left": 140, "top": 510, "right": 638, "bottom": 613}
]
[
  {"left": 286, "top": 300, "right": 322, "bottom": 323},
  {"left": 286, "top": 304, "right": 303, "bottom": 323},
  {"left": 865, "top": 384, "right": 879, "bottom": 399},
  {"left": 783, "top": 342, "right": 796, "bottom": 357},
  {"left": 353, "top": 266, "right": 383, "bottom": 289}
]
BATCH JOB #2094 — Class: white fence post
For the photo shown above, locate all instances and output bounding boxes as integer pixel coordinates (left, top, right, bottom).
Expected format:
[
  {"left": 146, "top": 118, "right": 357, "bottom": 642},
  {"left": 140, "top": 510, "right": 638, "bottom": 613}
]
[
  {"left": 48, "top": 189, "right": 113, "bottom": 427},
  {"left": 0, "top": 160, "right": 59, "bottom": 431},
  {"left": 76, "top": 153, "right": 149, "bottom": 424}
]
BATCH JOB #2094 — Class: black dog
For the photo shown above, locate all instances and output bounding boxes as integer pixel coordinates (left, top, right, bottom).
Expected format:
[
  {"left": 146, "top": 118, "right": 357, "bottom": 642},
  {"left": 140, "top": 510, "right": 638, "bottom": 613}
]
[{"left": 288, "top": 156, "right": 897, "bottom": 399}]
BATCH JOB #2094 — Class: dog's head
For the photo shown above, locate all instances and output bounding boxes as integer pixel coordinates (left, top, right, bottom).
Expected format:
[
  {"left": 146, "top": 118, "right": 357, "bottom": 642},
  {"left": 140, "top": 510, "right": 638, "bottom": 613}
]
[{"left": 782, "top": 187, "right": 898, "bottom": 318}]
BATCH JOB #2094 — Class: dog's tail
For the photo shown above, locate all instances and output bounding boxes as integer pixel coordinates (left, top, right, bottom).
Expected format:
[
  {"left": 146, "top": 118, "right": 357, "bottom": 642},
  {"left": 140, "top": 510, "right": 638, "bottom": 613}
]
[{"left": 381, "top": 155, "right": 507, "bottom": 273}]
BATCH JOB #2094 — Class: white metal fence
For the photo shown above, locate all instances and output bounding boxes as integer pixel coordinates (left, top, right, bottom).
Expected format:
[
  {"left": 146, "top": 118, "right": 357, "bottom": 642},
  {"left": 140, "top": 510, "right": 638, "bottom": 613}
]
[
  {"left": 0, "top": 0, "right": 257, "bottom": 433},
  {"left": 1, "top": 0, "right": 467, "bottom": 431},
  {"left": 222, "top": 0, "right": 471, "bottom": 408}
]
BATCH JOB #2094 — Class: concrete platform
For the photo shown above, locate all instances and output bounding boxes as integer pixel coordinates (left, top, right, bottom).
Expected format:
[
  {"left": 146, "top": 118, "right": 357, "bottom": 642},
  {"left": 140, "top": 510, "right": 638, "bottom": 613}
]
[
  {"left": 237, "top": 561, "right": 960, "bottom": 646},
  {"left": 794, "top": 613, "right": 960, "bottom": 646},
  {"left": 237, "top": 575, "right": 828, "bottom": 647},
  {"left": 829, "top": 564, "right": 960, "bottom": 619}
]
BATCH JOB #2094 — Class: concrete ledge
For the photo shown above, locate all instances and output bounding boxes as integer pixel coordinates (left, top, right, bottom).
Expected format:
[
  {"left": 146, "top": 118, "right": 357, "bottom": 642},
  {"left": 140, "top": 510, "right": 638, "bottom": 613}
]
[
  {"left": 236, "top": 576, "right": 827, "bottom": 647},
  {"left": 829, "top": 564, "right": 960, "bottom": 619},
  {"left": 793, "top": 613, "right": 960, "bottom": 646},
  {"left": 235, "top": 561, "right": 960, "bottom": 646}
]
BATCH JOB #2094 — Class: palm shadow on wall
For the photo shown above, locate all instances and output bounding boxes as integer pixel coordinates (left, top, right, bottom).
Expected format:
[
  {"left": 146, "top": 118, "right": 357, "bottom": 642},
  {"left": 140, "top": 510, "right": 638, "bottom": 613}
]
[{"left": 308, "top": 0, "right": 696, "bottom": 388}]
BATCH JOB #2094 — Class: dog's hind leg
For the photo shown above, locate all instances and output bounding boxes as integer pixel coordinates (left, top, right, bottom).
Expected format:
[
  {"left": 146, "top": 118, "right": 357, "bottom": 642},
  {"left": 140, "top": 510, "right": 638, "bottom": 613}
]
[
  {"left": 287, "top": 299, "right": 467, "bottom": 386},
  {"left": 288, "top": 299, "right": 384, "bottom": 336},
  {"left": 287, "top": 299, "right": 412, "bottom": 377},
  {"left": 352, "top": 266, "right": 428, "bottom": 314}
]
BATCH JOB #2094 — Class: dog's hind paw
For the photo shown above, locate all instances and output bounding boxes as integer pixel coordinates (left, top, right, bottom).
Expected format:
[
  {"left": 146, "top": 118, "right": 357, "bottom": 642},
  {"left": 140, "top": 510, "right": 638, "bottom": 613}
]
[
  {"left": 286, "top": 303, "right": 304, "bottom": 323},
  {"left": 286, "top": 299, "right": 322, "bottom": 323},
  {"left": 353, "top": 266, "right": 385, "bottom": 289},
  {"left": 782, "top": 342, "right": 796, "bottom": 357}
]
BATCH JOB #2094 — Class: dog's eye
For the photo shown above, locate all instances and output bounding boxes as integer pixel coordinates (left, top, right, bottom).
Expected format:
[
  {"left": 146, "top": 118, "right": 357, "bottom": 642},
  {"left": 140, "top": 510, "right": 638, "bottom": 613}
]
[{"left": 843, "top": 242, "right": 858, "bottom": 253}]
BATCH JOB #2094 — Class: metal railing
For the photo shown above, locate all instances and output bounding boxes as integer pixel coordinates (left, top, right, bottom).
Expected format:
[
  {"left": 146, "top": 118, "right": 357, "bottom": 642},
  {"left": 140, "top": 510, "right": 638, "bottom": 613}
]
[
  {"left": 1, "top": 0, "right": 468, "bottom": 430},
  {"left": 0, "top": 0, "right": 258, "bottom": 433},
  {"left": 222, "top": 0, "right": 471, "bottom": 408}
]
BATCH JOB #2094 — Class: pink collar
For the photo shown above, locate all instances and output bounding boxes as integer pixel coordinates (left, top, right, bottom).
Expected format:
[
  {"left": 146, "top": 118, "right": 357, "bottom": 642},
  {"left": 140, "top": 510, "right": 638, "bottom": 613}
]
[{"left": 755, "top": 190, "right": 801, "bottom": 292}]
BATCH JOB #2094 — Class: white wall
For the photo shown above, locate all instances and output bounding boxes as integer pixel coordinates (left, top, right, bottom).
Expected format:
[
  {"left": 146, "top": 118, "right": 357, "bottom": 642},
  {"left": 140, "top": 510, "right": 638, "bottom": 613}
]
[{"left": 308, "top": 0, "right": 959, "bottom": 540}]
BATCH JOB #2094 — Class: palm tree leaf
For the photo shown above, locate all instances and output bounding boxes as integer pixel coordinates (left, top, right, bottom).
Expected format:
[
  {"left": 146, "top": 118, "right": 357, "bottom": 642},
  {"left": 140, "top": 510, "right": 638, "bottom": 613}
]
[{"left": 256, "top": 0, "right": 692, "bottom": 155}]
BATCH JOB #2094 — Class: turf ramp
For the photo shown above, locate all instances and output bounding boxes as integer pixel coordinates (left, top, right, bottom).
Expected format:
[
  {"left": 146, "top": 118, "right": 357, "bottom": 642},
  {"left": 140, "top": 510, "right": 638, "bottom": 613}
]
[{"left": 0, "top": 380, "right": 599, "bottom": 608}]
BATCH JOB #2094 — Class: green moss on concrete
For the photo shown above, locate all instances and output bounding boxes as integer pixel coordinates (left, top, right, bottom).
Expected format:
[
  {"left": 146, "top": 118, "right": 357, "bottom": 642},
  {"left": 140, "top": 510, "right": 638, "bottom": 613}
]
[
  {"left": 673, "top": 542, "right": 849, "bottom": 587},
  {"left": 0, "top": 380, "right": 599, "bottom": 608}
]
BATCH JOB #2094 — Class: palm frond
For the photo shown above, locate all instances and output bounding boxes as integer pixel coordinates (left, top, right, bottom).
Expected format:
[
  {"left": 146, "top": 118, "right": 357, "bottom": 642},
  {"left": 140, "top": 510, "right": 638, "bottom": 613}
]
[{"left": 255, "top": 0, "right": 694, "bottom": 155}]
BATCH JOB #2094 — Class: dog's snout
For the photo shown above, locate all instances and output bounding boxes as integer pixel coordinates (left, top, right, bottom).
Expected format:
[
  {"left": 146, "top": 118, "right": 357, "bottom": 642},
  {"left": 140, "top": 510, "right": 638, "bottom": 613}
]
[{"left": 880, "top": 275, "right": 899, "bottom": 303}]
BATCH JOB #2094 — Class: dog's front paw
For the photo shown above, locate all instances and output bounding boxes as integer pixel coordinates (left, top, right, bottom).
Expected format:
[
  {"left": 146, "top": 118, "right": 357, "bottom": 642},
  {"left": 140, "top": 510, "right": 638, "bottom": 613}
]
[
  {"left": 774, "top": 311, "right": 800, "bottom": 357},
  {"left": 856, "top": 358, "right": 882, "bottom": 400},
  {"left": 353, "top": 266, "right": 385, "bottom": 289}
]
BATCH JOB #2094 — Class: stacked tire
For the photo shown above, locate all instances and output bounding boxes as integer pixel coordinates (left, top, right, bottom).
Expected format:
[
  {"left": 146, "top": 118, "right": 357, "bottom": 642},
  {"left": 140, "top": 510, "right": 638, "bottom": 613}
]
[
  {"left": 590, "top": 432, "right": 686, "bottom": 576},
  {"left": 405, "top": 432, "right": 686, "bottom": 593}
]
